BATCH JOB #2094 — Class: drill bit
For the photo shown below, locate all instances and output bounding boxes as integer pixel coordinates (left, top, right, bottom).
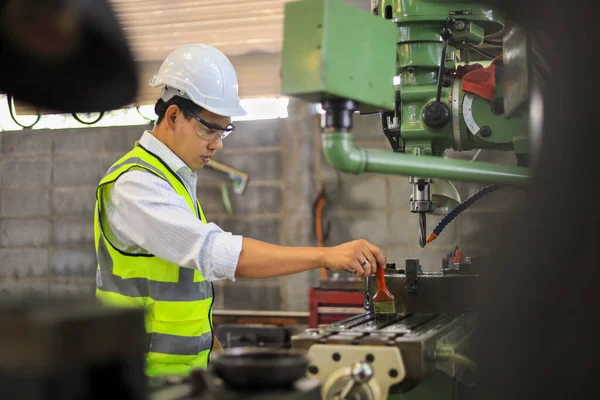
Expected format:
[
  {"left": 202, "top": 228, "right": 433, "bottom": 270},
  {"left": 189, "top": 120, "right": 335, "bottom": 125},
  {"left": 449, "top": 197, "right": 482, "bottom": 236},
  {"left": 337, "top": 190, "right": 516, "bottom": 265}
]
[{"left": 419, "top": 212, "right": 427, "bottom": 248}]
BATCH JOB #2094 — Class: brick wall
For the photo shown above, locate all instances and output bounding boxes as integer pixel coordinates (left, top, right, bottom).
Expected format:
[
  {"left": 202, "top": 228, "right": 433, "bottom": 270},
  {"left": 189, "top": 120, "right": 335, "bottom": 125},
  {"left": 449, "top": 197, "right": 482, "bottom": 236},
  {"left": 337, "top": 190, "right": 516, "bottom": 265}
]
[{"left": 0, "top": 100, "right": 524, "bottom": 311}]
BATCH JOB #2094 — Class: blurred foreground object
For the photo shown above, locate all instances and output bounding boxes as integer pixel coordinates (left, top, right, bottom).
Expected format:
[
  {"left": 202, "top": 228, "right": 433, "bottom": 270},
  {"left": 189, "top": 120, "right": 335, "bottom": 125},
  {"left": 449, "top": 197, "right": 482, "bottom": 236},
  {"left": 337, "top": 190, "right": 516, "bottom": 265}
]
[
  {"left": 0, "top": 296, "right": 147, "bottom": 399},
  {"left": 0, "top": 0, "right": 137, "bottom": 112}
]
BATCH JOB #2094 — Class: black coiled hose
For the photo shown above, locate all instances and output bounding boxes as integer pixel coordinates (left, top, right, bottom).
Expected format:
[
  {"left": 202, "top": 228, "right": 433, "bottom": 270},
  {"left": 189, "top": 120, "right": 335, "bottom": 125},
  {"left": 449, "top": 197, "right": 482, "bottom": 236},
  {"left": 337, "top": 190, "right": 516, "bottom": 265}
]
[{"left": 427, "top": 184, "right": 501, "bottom": 243}]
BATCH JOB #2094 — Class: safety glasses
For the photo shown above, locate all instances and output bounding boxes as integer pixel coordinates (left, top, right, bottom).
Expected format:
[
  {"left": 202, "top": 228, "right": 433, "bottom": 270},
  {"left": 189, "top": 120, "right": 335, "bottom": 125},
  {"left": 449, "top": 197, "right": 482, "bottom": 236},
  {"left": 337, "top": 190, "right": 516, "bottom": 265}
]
[{"left": 184, "top": 110, "right": 235, "bottom": 141}]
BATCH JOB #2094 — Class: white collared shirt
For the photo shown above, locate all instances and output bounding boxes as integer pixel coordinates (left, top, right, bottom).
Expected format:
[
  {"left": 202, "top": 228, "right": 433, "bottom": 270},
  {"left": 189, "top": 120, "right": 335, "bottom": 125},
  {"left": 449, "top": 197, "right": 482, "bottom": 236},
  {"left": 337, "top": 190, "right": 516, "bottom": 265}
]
[{"left": 103, "top": 131, "right": 242, "bottom": 281}]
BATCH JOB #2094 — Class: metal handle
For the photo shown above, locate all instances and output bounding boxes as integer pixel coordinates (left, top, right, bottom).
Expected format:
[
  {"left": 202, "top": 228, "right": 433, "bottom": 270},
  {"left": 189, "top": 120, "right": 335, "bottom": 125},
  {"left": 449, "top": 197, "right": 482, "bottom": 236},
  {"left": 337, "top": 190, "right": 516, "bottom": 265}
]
[{"left": 339, "top": 362, "right": 374, "bottom": 400}]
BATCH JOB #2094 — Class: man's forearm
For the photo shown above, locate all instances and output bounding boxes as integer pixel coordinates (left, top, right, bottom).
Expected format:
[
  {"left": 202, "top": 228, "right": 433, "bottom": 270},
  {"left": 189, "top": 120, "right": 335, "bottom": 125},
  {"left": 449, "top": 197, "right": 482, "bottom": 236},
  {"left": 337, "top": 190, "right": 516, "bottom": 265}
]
[{"left": 235, "top": 238, "right": 326, "bottom": 279}]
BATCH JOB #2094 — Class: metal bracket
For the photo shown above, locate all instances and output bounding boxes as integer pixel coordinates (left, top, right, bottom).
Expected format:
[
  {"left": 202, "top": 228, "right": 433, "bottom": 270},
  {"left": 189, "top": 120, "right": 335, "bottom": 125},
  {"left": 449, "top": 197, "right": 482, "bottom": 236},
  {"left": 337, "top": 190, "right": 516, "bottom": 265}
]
[
  {"left": 205, "top": 160, "right": 249, "bottom": 215},
  {"left": 206, "top": 160, "right": 249, "bottom": 195},
  {"left": 405, "top": 258, "right": 420, "bottom": 293}
]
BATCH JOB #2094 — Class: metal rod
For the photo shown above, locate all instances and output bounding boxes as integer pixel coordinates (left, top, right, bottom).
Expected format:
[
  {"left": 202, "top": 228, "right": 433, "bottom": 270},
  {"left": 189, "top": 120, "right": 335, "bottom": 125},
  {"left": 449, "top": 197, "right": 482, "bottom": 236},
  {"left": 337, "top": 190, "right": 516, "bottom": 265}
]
[{"left": 471, "top": 46, "right": 496, "bottom": 60}]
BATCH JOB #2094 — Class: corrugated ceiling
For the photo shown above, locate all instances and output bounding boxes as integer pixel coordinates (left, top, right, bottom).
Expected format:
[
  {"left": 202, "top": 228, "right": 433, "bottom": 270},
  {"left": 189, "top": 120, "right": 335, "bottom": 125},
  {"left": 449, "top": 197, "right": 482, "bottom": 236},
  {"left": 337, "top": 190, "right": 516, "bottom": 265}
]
[
  {"left": 109, "top": 0, "right": 370, "bottom": 61},
  {"left": 16, "top": 0, "right": 370, "bottom": 114}
]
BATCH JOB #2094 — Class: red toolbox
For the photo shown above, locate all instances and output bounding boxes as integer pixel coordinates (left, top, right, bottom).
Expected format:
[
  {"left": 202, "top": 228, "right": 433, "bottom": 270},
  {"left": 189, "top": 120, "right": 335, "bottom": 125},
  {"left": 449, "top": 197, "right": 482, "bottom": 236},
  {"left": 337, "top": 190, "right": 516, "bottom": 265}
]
[{"left": 308, "top": 288, "right": 364, "bottom": 328}]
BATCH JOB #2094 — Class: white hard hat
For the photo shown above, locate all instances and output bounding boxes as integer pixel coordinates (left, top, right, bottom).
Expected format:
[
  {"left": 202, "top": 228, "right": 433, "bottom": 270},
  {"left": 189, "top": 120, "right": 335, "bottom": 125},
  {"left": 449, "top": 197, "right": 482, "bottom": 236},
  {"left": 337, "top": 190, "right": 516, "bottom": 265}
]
[{"left": 149, "top": 44, "right": 247, "bottom": 117}]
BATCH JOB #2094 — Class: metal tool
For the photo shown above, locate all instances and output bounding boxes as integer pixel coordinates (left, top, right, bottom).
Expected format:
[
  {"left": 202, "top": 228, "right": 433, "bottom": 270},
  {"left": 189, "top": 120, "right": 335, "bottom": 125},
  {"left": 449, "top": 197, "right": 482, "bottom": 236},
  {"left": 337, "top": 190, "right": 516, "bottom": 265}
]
[
  {"left": 205, "top": 160, "right": 248, "bottom": 195},
  {"left": 339, "top": 362, "right": 374, "bottom": 399},
  {"left": 210, "top": 347, "right": 309, "bottom": 390},
  {"left": 302, "top": 345, "right": 405, "bottom": 400},
  {"left": 149, "top": 347, "right": 321, "bottom": 400},
  {"left": 409, "top": 177, "right": 435, "bottom": 248},
  {"left": 204, "top": 160, "right": 249, "bottom": 215},
  {"left": 364, "top": 258, "right": 478, "bottom": 315}
]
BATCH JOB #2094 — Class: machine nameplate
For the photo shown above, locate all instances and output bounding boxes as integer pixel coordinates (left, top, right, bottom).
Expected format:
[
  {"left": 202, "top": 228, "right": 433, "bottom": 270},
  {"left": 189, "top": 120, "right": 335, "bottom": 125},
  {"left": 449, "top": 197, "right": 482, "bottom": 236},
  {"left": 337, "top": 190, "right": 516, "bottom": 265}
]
[{"left": 449, "top": 10, "right": 473, "bottom": 16}]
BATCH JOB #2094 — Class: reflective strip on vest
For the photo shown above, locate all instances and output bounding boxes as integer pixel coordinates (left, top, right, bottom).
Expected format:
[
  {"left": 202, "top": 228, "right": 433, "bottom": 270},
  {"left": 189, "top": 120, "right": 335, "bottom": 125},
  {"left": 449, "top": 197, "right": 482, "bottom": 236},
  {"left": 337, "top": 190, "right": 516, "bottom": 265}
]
[
  {"left": 96, "top": 239, "right": 212, "bottom": 301},
  {"left": 149, "top": 332, "right": 213, "bottom": 356},
  {"left": 96, "top": 271, "right": 212, "bottom": 301}
]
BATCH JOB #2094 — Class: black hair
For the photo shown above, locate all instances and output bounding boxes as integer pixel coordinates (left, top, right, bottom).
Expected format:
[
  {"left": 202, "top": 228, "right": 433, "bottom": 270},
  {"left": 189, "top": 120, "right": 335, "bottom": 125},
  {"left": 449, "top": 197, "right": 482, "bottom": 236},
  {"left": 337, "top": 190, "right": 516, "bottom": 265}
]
[{"left": 154, "top": 94, "right": 204, "bottom": 125}]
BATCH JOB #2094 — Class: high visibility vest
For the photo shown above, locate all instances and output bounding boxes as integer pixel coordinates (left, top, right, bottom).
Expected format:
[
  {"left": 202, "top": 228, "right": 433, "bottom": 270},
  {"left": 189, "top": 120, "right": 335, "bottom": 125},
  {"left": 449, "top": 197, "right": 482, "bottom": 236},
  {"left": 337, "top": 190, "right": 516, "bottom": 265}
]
[{"left": 94, "top": 143, "right": 214, "bottom": 377}]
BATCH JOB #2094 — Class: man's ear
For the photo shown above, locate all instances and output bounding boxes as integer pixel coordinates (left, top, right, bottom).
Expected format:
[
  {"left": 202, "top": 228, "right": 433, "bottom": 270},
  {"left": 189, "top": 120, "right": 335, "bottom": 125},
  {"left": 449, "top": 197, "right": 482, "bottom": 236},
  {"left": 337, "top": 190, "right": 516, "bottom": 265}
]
[{"left": 165, "top": 104, "right": 180, "bottom": 131}]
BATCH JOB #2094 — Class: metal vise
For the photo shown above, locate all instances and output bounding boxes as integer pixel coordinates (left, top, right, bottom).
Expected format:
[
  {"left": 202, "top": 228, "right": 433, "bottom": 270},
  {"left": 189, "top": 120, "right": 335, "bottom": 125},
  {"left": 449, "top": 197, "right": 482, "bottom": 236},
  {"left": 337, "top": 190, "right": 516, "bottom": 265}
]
[{"left": 364, "top": 258, "right": 478, "bottom": 315}]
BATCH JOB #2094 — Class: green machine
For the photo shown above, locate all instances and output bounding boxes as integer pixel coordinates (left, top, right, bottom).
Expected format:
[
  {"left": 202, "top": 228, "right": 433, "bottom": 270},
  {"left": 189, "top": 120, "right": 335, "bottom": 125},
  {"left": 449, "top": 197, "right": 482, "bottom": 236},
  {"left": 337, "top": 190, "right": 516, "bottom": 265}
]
[
  {"left": 281, "top": 0, "right": 530, "bottom": 247},
  {"left": 281, "top": 0, "right": 533, "bottom": 399}
]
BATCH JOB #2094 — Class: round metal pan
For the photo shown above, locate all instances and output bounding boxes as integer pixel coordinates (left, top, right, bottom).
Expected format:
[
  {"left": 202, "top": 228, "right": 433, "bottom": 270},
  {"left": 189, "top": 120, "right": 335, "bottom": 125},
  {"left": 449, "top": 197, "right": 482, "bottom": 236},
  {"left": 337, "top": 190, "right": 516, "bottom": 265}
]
[{"left": 210, "top": 347, "right": 309, "bottom": 389}]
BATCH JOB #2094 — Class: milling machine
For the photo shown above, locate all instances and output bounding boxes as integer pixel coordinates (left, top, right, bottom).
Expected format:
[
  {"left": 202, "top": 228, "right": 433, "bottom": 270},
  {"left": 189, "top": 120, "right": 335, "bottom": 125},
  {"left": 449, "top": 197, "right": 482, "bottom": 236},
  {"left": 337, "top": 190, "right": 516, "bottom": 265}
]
[
  {"left": 281, "top": 0, "right": 531, "bottom": 247},
  {"left": 291, "top": 256, "right": 478, "bottom": 400},
  {"left": 277, "top": 0, "right": 535, "bottom": 398}
]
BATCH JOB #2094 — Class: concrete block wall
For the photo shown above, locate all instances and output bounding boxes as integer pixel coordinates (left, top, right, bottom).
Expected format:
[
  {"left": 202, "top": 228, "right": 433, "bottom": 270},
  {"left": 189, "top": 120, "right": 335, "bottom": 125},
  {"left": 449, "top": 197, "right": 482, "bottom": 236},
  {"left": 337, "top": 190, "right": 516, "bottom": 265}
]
[
  {"left": 0, "top": 100, "right": 525, "bottom": 312},
  {"left": 0, "top": 125, "right": 152, "bottom": 300}
]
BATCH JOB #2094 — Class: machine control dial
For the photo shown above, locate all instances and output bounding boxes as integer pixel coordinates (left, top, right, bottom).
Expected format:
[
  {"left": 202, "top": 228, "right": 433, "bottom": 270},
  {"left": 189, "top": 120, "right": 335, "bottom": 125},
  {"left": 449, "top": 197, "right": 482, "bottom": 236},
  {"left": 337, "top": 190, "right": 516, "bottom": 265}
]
[{"left": 462, "top": 92, "right": 481, "bottom": 135}]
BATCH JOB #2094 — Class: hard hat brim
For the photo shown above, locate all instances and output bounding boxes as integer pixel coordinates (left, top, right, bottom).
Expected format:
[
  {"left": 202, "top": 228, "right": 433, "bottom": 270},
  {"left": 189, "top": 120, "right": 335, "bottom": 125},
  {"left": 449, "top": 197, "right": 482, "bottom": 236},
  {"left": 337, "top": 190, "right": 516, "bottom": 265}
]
[{"left": 201, "top": 103, "right": 248, "bottom": 118}]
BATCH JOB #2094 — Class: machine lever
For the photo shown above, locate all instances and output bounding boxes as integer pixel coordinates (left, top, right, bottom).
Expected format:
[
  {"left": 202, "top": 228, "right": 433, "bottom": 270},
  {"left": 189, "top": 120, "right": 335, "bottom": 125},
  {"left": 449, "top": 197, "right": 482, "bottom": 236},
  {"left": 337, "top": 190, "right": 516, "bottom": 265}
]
[
  {"left": 436, "top": 39, "right": 448, "bottom": 103},
  {"left": 436, "top": 22, "right": 453, "bottom": 103},
  {"left": 338, "top": 361, "right": 373, "bottom": 400}
]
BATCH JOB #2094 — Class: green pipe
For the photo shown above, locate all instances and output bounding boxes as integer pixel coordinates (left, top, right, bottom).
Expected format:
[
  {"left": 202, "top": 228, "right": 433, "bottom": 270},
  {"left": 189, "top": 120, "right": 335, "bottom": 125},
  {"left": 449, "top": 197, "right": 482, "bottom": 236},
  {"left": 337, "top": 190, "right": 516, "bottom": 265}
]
[{"left": 322, "top": 132, "right": 530, "bottom": 186}]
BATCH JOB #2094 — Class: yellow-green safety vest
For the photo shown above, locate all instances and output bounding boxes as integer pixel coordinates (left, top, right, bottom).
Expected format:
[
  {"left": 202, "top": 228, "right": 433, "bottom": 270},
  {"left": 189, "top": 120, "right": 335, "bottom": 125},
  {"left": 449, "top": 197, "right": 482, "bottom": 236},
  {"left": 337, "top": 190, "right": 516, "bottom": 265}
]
[{"left": 94, "top": 143, "right": 214, "bottom": 377}]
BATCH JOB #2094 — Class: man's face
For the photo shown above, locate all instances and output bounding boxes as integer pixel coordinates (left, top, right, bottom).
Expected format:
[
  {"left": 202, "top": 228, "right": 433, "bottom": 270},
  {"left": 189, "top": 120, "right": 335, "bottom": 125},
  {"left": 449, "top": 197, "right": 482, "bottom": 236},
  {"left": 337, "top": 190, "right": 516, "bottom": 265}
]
[{"left": 167, "top": 106, "right": 232, "bottom": 171}]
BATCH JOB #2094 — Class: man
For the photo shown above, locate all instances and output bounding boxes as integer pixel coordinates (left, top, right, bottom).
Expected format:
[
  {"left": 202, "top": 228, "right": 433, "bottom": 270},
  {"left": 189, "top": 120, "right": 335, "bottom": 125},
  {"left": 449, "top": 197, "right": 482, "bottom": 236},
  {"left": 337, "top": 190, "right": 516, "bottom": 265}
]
[{"left": 94, "top": 44, "right": 385, "bottom": 377}]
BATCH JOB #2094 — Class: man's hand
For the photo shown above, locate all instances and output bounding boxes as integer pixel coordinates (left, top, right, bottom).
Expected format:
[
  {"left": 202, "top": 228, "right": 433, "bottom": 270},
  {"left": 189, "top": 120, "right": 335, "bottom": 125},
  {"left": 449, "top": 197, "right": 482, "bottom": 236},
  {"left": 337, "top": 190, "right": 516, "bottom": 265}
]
[{"left": 321, "top": 239, "right": 386, "bottom": 278}]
